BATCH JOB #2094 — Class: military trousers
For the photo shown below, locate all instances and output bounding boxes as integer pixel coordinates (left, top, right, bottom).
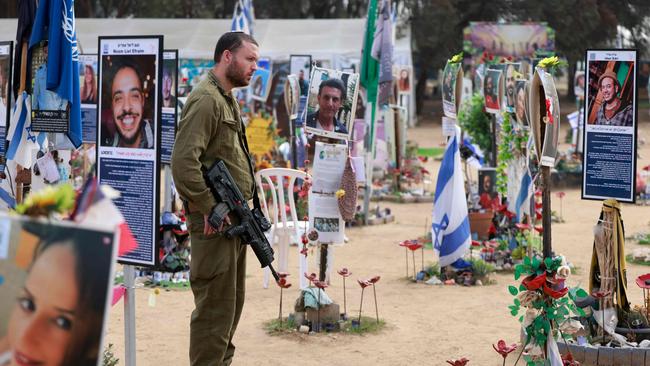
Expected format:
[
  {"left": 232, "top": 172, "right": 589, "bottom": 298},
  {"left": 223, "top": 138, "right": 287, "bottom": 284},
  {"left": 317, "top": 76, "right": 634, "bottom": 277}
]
[{"left": 188, "top": 212, "right": 247, "bottom": 366}]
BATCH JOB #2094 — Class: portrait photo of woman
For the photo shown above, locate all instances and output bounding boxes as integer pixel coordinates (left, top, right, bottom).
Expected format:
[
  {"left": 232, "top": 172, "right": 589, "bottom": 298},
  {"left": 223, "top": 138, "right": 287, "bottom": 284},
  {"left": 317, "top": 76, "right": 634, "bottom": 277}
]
[
  {"left": 80, "top": 64, "right": 98, "bottom": 104},
  {"left": 0, "top": 217, "right": 116, "bottom": 366}
]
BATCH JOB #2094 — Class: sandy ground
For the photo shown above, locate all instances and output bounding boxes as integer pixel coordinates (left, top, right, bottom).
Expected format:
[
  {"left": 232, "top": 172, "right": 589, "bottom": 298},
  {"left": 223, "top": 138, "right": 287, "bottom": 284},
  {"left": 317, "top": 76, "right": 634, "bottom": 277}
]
[{"left": 106, "top": 100, "right": 650, "bottom": 365}]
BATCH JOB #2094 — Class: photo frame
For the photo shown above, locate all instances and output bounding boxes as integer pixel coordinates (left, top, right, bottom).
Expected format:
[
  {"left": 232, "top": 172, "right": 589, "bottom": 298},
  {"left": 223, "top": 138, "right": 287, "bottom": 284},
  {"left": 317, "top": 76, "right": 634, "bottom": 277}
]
[
  {"left": 442, "top": 62, "right": 463, "bottom": 118},
  {"left": 304, "top": 66, "right": 359, "bottom": 140},
  {"left": 483, "top": 68, "right": 502, "bottom": 114}
]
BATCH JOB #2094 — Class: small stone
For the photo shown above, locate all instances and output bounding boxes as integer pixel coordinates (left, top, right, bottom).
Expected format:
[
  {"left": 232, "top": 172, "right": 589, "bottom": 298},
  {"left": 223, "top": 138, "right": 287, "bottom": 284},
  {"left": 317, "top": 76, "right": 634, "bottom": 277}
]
[
  {"left": 425, "top": 276, "right": 442, "bottom": 285},
  {"left": 299, "top": 325, "right": 310, "bottom": 333},
  {"left": 475, "top": 280, "right": 483, "bottom": 286},
  {"left": 503, "top": 263, "right": 512, "bottom": 270}
]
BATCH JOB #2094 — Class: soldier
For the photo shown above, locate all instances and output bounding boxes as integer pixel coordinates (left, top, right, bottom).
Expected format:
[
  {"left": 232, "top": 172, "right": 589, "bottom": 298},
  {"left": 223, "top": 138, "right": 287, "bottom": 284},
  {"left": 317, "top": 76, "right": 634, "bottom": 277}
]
[{"left": 171, "top": 32, "right": 259, "bottom": 366}]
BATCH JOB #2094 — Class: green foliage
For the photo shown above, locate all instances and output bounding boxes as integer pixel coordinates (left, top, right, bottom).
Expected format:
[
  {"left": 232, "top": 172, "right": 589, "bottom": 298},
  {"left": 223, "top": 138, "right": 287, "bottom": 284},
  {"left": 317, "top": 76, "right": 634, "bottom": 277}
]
[
  {"left": 103, "top": 343, "right": 119, "bottom": 366},
  {"left": 509, "top": 255, "right": 586, "bottom": 351},
  {"left": 496, "top": 112, "right": 529, "bottom": 196},
  {"left": 457, "top": 93, "right": 493, "bottom": 164},
  {"left": 15, "top": 184, "right": 77, "bottom": 217},
  {"left": 424, "top": 262, "right": 440, "bottom": 277},
  {"left": 343, "top": 316, "right": 387, "bottom": 335},
  {"left": 511, "top": 245, "right": 526, "bottom": 260},
  {"left": 469, "top": 258, "right": 496, "bottom": 278}
]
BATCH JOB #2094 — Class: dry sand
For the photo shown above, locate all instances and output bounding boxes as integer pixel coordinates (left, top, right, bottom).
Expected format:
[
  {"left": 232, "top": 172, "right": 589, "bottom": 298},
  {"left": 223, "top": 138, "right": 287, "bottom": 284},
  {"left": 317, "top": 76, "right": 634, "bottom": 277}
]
[{"left": 106, "top": 100, "right": 650, "bottom": 365}]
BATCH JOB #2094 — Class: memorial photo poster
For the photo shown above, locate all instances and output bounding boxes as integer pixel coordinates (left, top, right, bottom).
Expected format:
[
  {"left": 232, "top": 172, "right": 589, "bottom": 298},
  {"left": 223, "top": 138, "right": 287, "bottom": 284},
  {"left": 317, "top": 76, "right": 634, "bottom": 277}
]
[
  {"left": 396, "top": 65, "right": 411, "bottom": 94},
  {"left": 305, "top": 66, "right": 359, "bottom": 140},
  {"left": 250, "top": 57, "right": 272, "bottom": 102},
  {"left": 96, "top": 36, "right": 162, "bottom": 266},
  {"left": 0, "top": 214, "right": 117, "bottom": 366},
  {"left": 478, "top": 167, "right": 498, "bottom": 200},
  {"left": 514, "top": 79, "right": 528, "bottom": 126},
  {"left": 483, "top": 68, "right": 502, "bottom": 114},
  {"left": 290, "top": 54, "right": 312, "bottom": 97},
  {"left": 160, "top": 50, "right": 178, "bottom": 165},
  {"left": 504, "top": 63, "right": 520, "bottom": 113},
  {"left": 582, "top": 49, "right": 637, "bottom": 203},
  {"left": 79, "top": 54, "right": 99, "bottom": 144},
  {"left": 30, "top": 41, "right": 69, "bottom": 133},
  {"left": 442, "top": 62, "right": 461, "bottom": 119},
  {"left": 0, "top": 41, "right": 13, "bottom": 173},
  {"left": 309, "top": 142, "right": 346, "bottom": 244}
]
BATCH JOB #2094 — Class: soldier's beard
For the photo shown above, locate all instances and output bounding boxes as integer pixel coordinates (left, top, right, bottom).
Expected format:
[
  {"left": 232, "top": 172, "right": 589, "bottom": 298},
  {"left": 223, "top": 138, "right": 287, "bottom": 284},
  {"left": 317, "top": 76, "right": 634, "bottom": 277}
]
[{"left": 226, "top": 58, "right": 249, "bottom": 88}]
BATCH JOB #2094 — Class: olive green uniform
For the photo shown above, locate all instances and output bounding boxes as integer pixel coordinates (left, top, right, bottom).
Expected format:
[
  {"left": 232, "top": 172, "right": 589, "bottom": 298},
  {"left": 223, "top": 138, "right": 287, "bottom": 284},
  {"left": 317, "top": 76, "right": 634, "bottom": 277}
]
[{"left": 171, "top": 70, "right": 255, "bottom": 366}]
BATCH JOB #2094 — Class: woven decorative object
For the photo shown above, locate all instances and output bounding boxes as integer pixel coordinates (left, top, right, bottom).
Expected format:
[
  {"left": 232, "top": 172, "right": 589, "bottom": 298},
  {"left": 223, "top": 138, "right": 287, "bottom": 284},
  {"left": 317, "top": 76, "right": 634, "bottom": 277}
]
[{"left": 338, "top": 157, "right": 357, "bottom": 221}]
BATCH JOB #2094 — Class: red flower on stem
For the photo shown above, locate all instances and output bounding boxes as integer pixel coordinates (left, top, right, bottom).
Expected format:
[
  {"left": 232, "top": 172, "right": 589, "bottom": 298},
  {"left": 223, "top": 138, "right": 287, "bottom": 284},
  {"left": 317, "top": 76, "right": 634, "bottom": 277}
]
[
  {"left": 314, "top": 280, "right": 328, "bottom": 289},
  {"left": 337, "top": 268, "right": 352, "bottom": 277},
  {"left": 592, "top": 289, "right": 612, "bottom": 299},
  {"left": 515, "top": 223, "right": 531, "bottom": 231},
  {"left": 471, "top": 240, "right": 481, "bottom": 247},
  {"left": 493, "top": 340, "right": 517, "bottom": 365},
  {"left": 277, "top": 272, "right": 290, "bottom": 279},
  {"left": 304, "top": 272, "right": 317, "bottom": 286},
  {"left": 406, "top": 242, "right": 423, "bottom": 251},
  {"left": 562, "top": 352, "right": 580, "bottom": 366},
  {"left": 358, "top": 279, "right": 371, "bottom": 289},
  {"left": 556, "top": 192, "right": 566, "bottom": 199},
  {"left": 522, "top": 273, "right": 546, "bottom": 291},
  {"left": 543, "top": 281, "right": 568, "bottom": 299},
  {"left": 276, "top": 277, "right": 292, "bottom": 289},
  {"left": 368, "top": 275, "right": 381, "bottom": 284},
  {"left": 534, "top": 226, "right": 543, "bottom": 234},
  {"left": 446, "top": 357, "right": 469, "bottom": 366}
]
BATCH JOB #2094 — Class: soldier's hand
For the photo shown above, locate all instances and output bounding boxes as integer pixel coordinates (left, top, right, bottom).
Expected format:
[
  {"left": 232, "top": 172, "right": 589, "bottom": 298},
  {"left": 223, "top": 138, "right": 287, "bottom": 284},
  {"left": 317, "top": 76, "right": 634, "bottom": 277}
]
[
  {"left": 203, "top": 215, "right": 218, "bottom": 236},
  {"left": 217, "top": 215, "right": 232, "bottom": 232}
]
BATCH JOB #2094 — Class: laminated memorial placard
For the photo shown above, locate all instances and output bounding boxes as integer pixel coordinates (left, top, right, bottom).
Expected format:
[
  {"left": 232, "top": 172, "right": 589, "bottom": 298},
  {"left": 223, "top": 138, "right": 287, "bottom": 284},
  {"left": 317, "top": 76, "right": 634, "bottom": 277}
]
[
  {"left": 96, "top": 35, "right": 163, "bottom": 266},
  {"left": 0, "top": 214, "right": 117, "bottom": 366},
  {"left": 504, "top": 63, "right": 520, "bottom": 113},
  {"left": 442, "top": 61, "right": 463, "bottom": 118},
  {"left": 250, "top": 57, "right": 272, "bottom": 102},
  {"left": 514, "top": 79, "right": 529, "bottom": 126},
  {"left": 290, "top": 54, "right": 312, "bottom": 97},
  {"left": 305, "top": 66, "right": 359, "bottom": 140},
  {"left": 581, "top": 49, "right": 638, "bottom": 203},
  {"left": 30, "top": 42, "right": 69, "bottom": 133},
  {"left": 0, "top": 41, "right": 13, "bottom": 173},
  {"left": 245, "top": 116, "right": 275, "bottom": 156},
  {"left": 79, "top": 54, "right": 99, "bottom": 144},
  {"left": 160, "top": 49, "right": 179, "bottom": 165},
  {"left": 528, "top": 66, "right": 560, "bottom": 167},
  {"left": 483, "top": 68, "right": 503, "bottom": 114}
]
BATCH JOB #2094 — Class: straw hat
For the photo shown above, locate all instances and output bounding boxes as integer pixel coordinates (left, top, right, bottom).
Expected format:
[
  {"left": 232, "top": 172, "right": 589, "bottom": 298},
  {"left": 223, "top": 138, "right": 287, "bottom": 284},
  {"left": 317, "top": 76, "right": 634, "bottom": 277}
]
[{"left": 597, "top": 70, "right": 620, "bottom": 89}]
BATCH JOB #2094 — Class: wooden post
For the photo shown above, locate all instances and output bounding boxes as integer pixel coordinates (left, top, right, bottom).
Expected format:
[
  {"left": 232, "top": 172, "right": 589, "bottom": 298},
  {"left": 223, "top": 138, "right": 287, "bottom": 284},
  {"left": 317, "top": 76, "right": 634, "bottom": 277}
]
[{"left": 319, "top": 243, "right": 328, "bottom": 282}]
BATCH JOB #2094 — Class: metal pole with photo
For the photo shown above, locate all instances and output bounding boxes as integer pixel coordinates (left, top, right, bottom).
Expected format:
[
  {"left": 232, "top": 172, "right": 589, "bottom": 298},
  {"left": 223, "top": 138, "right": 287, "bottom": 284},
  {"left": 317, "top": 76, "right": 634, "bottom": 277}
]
[{"left": 96, "top": 35, "right": 164, "bottom": 366}]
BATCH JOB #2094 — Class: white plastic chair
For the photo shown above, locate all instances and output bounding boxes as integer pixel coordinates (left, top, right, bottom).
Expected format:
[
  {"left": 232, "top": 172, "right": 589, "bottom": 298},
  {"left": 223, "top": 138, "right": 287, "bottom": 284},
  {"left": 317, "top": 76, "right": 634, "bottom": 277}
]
[{"left": 256, "top": 168, "right": 311, "bottom": 288}]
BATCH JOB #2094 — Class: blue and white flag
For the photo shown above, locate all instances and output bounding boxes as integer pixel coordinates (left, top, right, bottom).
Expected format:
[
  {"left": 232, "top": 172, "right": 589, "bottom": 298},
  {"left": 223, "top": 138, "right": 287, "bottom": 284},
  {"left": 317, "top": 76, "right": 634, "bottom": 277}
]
[
  {"left": 6, "top": 92, "right": 47, "bottom": 169},
  {"left": 431, "top": 128, "right": 471, "bottom": 267},
  {"left": 462, "top": 136, "right": 484, "bottom": 168},
  {"left": 231, "top": 0, "right": 255, "bottom": 35},
  {"left": 28, "top": 0, "right": 82, "bottom": 148},
  {"left": 514, "top": 170, "right": 533, "bottom": 222}
]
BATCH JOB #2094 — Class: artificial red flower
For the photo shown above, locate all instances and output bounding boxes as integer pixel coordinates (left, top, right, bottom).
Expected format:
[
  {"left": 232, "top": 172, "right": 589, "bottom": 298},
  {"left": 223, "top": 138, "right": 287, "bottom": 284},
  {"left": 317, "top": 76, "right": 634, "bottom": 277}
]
[
  {"left": 406, "top": 242, "right": 423, "bottom": 251},
  {"left": 535, "top": 190, "right": 542, "bottom": 197},
  {"left": 300, "top": 247, "right": 308, "bottom": 256},
  {"left": 503, "top": 210, "right": 516, "bottom": 220},
  {"left": 556, "top": 192, "right": 566, "bottom": 199},
  {"left": 368, "top": 275, "right": 381, "bottom": 284},
  {"left": 314, "top": 280, "right": 328, "bottom": 289},
  {"left": 276, "top": 277, "right": 292, "bottom": 289},
  {"left": 562, "top": 352, "right": 580, "bottom": 366},
  {"left": 304, "top": 272, "right": 318, "bottom": 283},
  {"left": 534, "top": 226, "right": 543, "bottom": 234},
  {"left": 515, "top": 223, "right": 531, "bottom": 231},
  {"left": 471, "top": 240, "right": 481, "bottom": 247},
  {"left": 277, "top": 272, "right": 290, "bottom": 279},
  {"left": 535, "top": 210, "right": 542, "bottom": 220},
  {"left": 446, "top": 357, "right": 469, "bottom": 366},
  {"left": 543, "top": 282, "right": 568, "bottom": 299},
  {"left": 591, "top": 290, "right": 612, "bottom": 299},
  {"left": 522, "top": 273, "right": 546, "bottom": 291},
  {"left": 420, "top": 168, "right": 430, "bottom": 175},
  {"left": 337, "top": 268, "right": 352, "bottom": 277},
  {"left": 488, "top": 224, "right": 497, "bottom": 235},
  {"left": 492, "top": 339, "right": 517, "bottom": 358},
  {"left": 358, "top": 279, "right": 371, "bottom": 289},
  {"left": 643, "top": 164, "right": 650, "bottom": 172}
]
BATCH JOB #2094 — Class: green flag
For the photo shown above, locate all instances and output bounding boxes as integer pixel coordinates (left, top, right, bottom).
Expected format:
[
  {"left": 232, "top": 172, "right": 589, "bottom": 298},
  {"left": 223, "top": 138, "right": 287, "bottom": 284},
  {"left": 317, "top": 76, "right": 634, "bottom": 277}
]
[{"left": 360, "top": 0, "right": 379, "bottom": 147}]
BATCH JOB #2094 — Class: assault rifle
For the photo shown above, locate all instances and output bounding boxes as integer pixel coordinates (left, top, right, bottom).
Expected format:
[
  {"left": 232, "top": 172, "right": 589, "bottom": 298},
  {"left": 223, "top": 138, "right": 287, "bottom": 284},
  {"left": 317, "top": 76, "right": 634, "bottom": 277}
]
[{"left": 204, "top": 160, "right": 279, "bottom": 281}]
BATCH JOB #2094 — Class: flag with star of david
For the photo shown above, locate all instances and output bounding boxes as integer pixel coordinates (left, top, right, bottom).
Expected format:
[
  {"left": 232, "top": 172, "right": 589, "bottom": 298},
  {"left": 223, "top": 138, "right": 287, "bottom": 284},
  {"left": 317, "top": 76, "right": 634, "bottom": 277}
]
[
  {"left": 6, "top": 92, "right": 47, "bottom": 169},
  {"left": 431, "top": 126, "right": 471, "bottom": 267}
]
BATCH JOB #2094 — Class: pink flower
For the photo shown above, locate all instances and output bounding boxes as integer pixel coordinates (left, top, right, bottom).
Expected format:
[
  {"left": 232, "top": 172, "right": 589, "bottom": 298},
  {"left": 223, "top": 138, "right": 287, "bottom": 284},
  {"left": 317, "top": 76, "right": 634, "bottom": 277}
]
[
  {"left": 493, "top": 340, "right": 517, "bottom": 358},
  {"left": 358, "top": 279, "right": 371, "bottom": 289},
  {"left": 276, "top": 278, "right": 292, "bottom": 289},
  {"left": 337, "top": 268, "right": 352, "bottom": 277},
  {"left": 446, "top": 357, "right": 469, "bottom": 366},
  {"left": 368, "top": 275, "right": 381, "bottom": 284}
]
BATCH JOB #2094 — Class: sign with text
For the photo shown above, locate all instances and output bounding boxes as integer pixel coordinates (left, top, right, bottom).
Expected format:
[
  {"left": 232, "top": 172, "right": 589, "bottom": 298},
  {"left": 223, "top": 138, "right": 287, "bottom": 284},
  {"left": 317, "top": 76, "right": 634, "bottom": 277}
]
[
  {"left": 245, "top": 117, "right": 274, "bottom": 156},
  {"left": 582, "top": 49, "right": 638, "bottom": 203},
  {"left": 79, "top": 54, "right": 99, "bottom": 143},
  {"left": 30, "top": 41, "right": 69, "bottom": 133},
  {"left": 0, "top": 41, "right": 13, "bottom": 173},
  {"left": 160, "top": 50, "right": 178, "bottom": 165},
  {"left": 96, "top": 36, "right": 163, "bottom": 266}
]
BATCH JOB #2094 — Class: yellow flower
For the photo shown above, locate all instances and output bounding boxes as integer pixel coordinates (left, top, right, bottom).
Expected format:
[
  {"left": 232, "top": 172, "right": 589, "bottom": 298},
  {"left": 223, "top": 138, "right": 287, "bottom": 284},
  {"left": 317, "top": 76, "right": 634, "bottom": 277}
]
[
  {"left": 154, "top": 288, "right": 160, "bottom": 295},
  {"left": 335, "top": 189, "right": 346, "bottom": 198},
  {"left": 537, "top": 56, "right": 560, "bottom": 69},
  {"left": 448, "top": 52, "right": 463, "bottom": 64}
]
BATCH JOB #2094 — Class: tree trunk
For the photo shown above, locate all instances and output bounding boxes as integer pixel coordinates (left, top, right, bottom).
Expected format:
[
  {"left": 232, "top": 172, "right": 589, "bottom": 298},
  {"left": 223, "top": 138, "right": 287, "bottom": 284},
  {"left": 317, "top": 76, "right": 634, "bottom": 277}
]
[
  {"left": 566, "top": 59, "right": 577, "bottom": 101},
  {"left": 415, "top": 67, "right": 428, "bottom": 115}
]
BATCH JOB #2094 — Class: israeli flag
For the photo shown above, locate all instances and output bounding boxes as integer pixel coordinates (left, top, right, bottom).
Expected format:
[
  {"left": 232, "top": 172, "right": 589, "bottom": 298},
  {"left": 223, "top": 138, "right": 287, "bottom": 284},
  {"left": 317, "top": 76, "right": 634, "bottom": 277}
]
[
  {"left": 6, "top": 92, "right": 47, "bottom": 169},
  {"left": 431, "top": 127, "right": 471, "bottom": 267},
  {"left": 514, "top": 170, "right": 533, "bottom": 222},
  {"left": 231, "top": 0, "right": 254, "bottom": 35}
]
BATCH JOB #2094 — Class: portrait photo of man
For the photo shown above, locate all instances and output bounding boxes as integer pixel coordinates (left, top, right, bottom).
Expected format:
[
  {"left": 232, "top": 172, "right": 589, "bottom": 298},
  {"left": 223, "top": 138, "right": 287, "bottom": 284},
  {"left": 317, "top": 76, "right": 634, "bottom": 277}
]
[
  {"left": 514, "top": 79, "right": 527, "bottom": 126},
  {"left": 484, "top": 69, "right": 501, "bottom": 113},
  {"left": 505, "top": 63, "right": 518, "bottom": 112},
  {"left": 100, "top": 57, "right": 155, "bottom": 149},
  {"left": 591, "top": 69, "right": 633, "bottom": 127},
  {"left": 306, "top": 78, "right": 349, "bottom": 135},
  {"left": 162, "top": 62, "right": 177, "bottom": 109}
]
